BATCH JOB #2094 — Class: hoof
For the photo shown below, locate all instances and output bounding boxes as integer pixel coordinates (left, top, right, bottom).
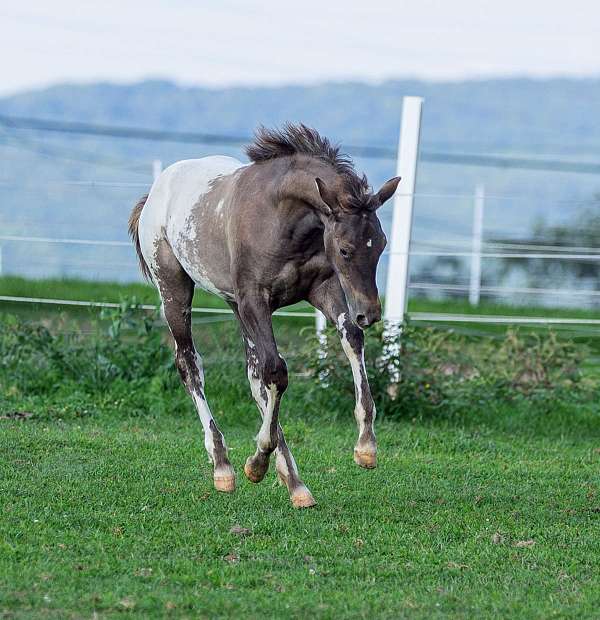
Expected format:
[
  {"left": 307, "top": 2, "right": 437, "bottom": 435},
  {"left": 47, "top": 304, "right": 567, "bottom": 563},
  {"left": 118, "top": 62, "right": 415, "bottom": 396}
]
[
  {"left": 354, "top": 449, "right": 377, "bottom": 469},
  {"left": 290, "top": 487, "right": 317, "bottom": 509},
  {"left": 244, "top": 457, "right": 268, "bottom": 484},
  {"left": 214, "top": 476, "right": 235, "bottom": 493},
  {"left": 214, "top": 472, "right": 236, "bottom": 493}
]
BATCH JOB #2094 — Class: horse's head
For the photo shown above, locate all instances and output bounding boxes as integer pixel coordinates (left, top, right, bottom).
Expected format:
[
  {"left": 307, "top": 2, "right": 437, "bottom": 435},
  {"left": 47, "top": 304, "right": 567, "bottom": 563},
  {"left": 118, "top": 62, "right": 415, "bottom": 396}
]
[{"left": 315, "top": 175, "right": 400, "bottom": 329}]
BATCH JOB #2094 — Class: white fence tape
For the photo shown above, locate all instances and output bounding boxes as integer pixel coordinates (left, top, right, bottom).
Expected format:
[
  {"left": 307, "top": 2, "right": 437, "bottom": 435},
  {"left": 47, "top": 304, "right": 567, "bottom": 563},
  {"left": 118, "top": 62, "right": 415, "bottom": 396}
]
[{"left": 1, "top": 295, "right": 599, "bottom": 327}]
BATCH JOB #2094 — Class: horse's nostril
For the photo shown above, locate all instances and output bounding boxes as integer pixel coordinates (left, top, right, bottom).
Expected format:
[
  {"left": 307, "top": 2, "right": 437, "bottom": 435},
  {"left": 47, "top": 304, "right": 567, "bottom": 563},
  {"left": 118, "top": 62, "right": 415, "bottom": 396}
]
[{"left": 356, "top": 314, "right": 368, "bottom": 327}]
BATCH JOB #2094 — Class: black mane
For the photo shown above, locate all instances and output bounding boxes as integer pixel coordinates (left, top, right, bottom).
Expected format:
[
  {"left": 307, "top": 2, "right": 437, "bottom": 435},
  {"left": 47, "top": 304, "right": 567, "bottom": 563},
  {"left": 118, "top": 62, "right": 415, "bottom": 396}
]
[{"left": 246, "top": 123, "right": 371, "bottom": 210}]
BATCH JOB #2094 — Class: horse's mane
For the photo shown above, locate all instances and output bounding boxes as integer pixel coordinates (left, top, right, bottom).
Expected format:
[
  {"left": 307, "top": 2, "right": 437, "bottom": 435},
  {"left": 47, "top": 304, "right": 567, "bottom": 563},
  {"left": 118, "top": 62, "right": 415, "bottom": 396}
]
[{"left": 246, "top": 123, "right": 371, "bottom": 210}]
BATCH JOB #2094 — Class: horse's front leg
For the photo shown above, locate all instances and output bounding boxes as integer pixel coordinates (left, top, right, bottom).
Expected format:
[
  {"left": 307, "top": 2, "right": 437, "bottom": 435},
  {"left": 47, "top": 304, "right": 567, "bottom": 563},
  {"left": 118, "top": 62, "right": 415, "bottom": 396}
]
[
  {"left": 337, "top": 312, "right": 377, "bottom": 468},
  {"left": 310, "top": 279, "right": 378, "bottom": 469},
  {"left": 234, "top": 298, "right": 316, "bottom": 508}
]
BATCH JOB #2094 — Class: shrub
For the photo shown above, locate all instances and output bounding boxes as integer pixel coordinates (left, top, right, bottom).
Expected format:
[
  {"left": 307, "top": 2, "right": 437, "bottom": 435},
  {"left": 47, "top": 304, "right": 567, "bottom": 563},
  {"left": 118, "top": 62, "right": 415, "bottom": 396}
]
[
  {"left": 0, "top": 300, "right": 174, "bottom": 394},
  {"left": 0, "top": 303, "right": 595, "bottom": 420},
  {"left": 298, "top": 322, "right": 593, "bottom": 419}
]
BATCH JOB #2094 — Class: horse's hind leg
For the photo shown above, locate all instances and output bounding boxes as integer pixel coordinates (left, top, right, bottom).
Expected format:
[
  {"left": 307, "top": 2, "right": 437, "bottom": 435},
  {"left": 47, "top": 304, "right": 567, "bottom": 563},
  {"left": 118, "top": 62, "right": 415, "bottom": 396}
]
[
  {"left": 274, "top": 426, "right": 315, "bottom": 509},
  {"left": 153, "top": 240, "right": 235, "bottom": 492}
]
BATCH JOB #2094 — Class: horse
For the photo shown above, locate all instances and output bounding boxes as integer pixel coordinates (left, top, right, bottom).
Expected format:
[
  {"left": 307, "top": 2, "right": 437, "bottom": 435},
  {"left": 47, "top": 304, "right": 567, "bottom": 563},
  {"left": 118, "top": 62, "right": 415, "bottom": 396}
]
[{"left": 128, "top": 123, "right": 400, "bottom": 508}]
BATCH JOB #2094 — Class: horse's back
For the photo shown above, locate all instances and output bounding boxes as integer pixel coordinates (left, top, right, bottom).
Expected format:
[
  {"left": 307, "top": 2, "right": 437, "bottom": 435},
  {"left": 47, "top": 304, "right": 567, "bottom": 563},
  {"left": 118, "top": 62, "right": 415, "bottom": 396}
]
[
  {"left": 140, "top": 156, "right": 243, "bottom": 234},
  {"left": 138, "top": 156, "right": 244, "bottom": 295}
]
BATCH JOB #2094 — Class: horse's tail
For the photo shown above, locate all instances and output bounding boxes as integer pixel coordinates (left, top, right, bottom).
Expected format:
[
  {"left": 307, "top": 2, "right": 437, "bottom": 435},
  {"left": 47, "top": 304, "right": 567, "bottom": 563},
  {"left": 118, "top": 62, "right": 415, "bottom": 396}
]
[{"left": 128, "top": 194, "right": 152, "bottom": 281}]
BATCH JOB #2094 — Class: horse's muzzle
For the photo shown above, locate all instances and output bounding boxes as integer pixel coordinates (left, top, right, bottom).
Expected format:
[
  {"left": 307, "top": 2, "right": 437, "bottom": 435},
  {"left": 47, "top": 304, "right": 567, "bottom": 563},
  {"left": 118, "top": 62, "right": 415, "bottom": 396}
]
[{"left": 354, "top": 304, "right": 381, "bottom": 329}]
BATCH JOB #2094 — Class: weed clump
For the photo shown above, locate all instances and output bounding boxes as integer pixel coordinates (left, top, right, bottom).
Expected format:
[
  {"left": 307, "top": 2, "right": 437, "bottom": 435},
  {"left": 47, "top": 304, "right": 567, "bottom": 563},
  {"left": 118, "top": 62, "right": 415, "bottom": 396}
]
[
  {"left": 0, "top": 302, "right": 595, "bottom": 420},
  {"left": 0, "top": 300, "right": 174, "bottom": 394},
  {"left": 298, "top": 322, "right": 594, "bottom": 419}
]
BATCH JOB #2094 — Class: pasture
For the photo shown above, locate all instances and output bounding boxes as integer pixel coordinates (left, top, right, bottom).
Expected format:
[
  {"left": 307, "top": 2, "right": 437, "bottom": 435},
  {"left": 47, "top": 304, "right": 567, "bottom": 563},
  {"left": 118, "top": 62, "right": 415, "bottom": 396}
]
[
  {"left": 1, "top": 278, "right": 600, "bottom": 618},
  {"left": 2, "top": 386, "right": 600, "bottom": 618}
]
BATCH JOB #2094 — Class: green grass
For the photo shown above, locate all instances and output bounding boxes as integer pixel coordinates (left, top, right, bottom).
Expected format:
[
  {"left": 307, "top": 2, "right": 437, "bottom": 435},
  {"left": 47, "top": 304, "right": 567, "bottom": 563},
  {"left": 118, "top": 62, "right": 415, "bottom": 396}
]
[
  {"left": 4, "top": 275, "right": 600, "bottom": 319},
  {"left": 3, "top": 274, "right": 599, "bottom": 356},
  {"left": 2, "top": 388, "right": 600, "bottom": 618},
  {"left": 0, "top": 275, "right": 228, "bottom": 309},
  {"left": 2, "top": 277, "right": 600, "bottom": 617},
  {"left": 408, "top": 296, "right": 600, "bottom": 319},
  {"left": 0, "top": 277, "right": 313, "bottom": 335}
]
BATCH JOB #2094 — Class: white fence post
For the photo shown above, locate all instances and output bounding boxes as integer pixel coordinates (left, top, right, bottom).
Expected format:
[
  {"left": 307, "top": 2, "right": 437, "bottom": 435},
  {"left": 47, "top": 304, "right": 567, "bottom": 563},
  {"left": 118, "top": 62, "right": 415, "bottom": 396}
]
[
  {"left": 152, "top": 159, "right": 162, "bottom": 183},
  {"left": 315, "top": 308, "right": 327, "bottom": 359},
  {"left": 469, "top": 184, "right": 485, "bottom": 306},
  {"left": 315, "top": 309, "right": 326, "bottom": 334},
  {"left": 384, "top": 96, "right": 423, "bottom": 324}
]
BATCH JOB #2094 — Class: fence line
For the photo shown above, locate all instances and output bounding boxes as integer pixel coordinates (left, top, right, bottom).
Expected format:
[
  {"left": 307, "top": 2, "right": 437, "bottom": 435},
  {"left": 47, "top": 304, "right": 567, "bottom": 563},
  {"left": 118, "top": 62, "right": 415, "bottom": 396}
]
[
  {"left": 4, "top": 113, "right": 600, "bottom": 175},
  {"left": 0, "top": 235, "right": 131, "bottom": 247},
  {"left": 409, "top": 282, "right": 600, "bottom": 296},
  {"left": 408, "top": 312, "right": 600, "bottom": 326},
  {"left": 2, "top": 294, "right": 599, "bottom": 328},
  {"left": 0, "top": 181, "right": 150, "bottom": 188},
  {"left": 1, "top": 175, "right": 597, "bottom": 207},
  {"left": 3, "top": 280, "right": 598, "bottom": 300},
  {"left": 483, "top": 241, "right": 600, "bottom": 254},
  {"left": 406, "top": 250, "right": 600, "bottom": 260},
  {"left": 2, "top": 235, "right": 599, "bottom": 260},
  {"left": 5, "top": 233, "right": 600, "bottom": 254},
  {"left": 413, "top": 239, "right": 600, "bottom": 254},
  {"left": 0, "top": 295, "right": 315, "bottom": 318}
]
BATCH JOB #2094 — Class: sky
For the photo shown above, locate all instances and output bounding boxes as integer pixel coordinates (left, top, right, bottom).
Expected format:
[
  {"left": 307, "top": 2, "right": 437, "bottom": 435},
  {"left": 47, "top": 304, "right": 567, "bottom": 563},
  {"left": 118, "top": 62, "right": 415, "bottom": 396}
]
[{"left": 1, "top": 0, "right": 599, "bottom": 96}]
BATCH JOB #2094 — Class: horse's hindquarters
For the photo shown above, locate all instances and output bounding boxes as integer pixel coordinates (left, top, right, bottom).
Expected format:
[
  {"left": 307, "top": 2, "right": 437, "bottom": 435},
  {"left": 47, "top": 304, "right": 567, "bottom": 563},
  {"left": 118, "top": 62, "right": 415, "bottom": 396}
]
[{"left": 139, "top": 156, "right": 242, "bottom": 301}]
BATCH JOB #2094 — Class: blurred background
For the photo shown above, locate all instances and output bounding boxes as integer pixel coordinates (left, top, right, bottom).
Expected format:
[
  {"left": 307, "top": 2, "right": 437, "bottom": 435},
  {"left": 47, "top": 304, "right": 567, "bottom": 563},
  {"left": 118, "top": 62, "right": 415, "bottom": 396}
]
[{"left": 1, "top": 0, "right": 600, "bottom": 311}]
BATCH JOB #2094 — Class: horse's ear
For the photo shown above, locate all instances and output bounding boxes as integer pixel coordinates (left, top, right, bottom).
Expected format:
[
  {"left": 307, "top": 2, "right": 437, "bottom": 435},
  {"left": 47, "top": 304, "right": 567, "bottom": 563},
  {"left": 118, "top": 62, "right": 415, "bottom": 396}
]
[
  {"left": 281, "top": 172, "right": 336, "bottom": 217},
  {"left": 375, "top": 176, "right": 401, "bottom": 208},
  {"left": 315, "top": 177, "right": 338, "bottom": 217}
]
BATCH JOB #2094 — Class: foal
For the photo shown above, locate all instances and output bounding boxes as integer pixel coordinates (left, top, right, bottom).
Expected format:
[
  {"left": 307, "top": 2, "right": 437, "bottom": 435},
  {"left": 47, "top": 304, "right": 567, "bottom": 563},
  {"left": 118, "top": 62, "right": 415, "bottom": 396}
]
[{"left": 129, "top": 124, "right": 400, "bottom": 508}]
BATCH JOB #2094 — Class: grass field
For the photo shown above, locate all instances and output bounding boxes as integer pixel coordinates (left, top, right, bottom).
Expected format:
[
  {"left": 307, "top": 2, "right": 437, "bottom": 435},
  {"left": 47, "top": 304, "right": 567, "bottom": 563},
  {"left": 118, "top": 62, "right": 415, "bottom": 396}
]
[
  {"left": 2, "top": 394, "right": 600, "bottom": 619},
  {"left": 2, "top": 276, "right": 600, "bottom": 618}
]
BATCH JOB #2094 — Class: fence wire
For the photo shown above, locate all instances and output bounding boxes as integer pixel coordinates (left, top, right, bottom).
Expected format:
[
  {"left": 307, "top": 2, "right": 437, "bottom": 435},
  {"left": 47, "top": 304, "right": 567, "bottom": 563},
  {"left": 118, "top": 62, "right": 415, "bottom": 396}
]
[{"left": 1, "top": 117, "right": 600, "bottom": 329}]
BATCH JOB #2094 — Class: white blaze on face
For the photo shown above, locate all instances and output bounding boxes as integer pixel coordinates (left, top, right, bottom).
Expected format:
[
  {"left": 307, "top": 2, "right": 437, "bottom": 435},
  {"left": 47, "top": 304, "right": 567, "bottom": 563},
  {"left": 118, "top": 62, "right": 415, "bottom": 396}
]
[{"left": 366, "top": 239, "right": 372, "bottom": 248}]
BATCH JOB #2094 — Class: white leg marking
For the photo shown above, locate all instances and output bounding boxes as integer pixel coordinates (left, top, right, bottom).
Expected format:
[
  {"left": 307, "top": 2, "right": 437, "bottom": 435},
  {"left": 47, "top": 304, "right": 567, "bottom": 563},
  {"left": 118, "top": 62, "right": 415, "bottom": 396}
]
[
  {"left": 275, "top": 442, "right": 299, "bottom": 480},
  {"left": 256, "top": 383, "right": 278, "bottom": 451},
  {"left": 174, "top": 343, "right": 225, "bottom": 462},
  {"left": 191, "top": 391, "right": 216, "bottom": 459},
  {"left": 337, "top": 313, "right": 375, "bottom": 436},
  {"left": 248, "top": 363, "right": 278, "bottom": 451}
]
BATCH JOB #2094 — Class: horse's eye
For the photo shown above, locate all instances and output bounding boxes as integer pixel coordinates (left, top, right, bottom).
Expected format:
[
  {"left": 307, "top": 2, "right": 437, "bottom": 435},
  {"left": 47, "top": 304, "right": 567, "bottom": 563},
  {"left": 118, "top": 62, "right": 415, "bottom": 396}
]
[{"left": 340, "top": 248, "right": 350, "bottom": 259}]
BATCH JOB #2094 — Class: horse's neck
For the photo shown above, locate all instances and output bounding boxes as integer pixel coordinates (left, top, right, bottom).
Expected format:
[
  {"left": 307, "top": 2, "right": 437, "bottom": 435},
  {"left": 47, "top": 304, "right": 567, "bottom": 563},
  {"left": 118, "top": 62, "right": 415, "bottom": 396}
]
[{"left": 274, "top": 199, "right": 325, "bottom": 255}]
